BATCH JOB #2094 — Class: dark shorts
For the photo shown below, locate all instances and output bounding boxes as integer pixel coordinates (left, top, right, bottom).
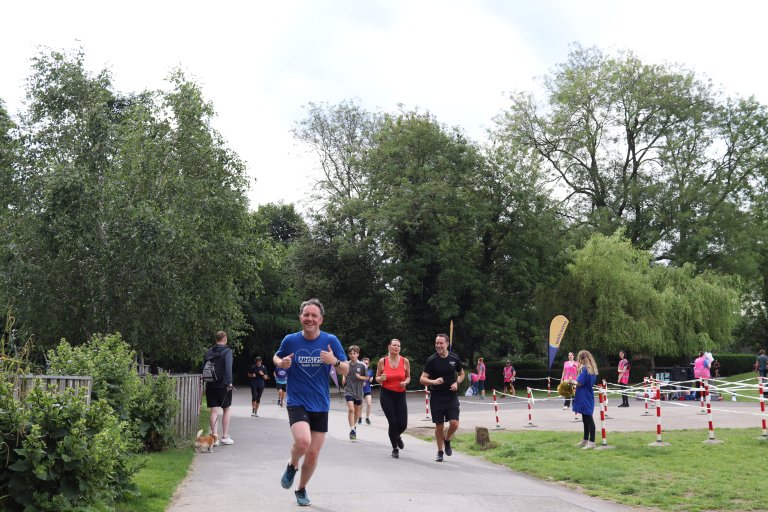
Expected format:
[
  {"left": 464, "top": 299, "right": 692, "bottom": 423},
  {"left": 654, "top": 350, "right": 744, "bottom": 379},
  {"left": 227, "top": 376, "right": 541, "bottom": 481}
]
[
  {"left": 364, "top": 391, "right": 371, "bottom": 397},
  {"left": 345, "top": 395, "right": 362, "bottom": 405},
  {"left": 476, "top": 380, "right": 485, "bottom": 391},
  {"left": 287, "top": 405, "right": 329, "bottom": 433},
  {"left": 206, "top": 385, "right": 232, "bottom": 409},
  {"left": 276, "top": 382, "right": 287, "bottom": 391},
  {"left": 430, "top": 392, "right": 460, "bottom": 424}
]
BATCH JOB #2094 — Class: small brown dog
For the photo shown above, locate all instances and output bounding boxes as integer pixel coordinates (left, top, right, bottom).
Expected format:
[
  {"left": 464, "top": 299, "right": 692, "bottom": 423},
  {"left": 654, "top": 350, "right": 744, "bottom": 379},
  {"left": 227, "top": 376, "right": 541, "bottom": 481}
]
[{"left": 195, "top": 429, "right": 218, "bottom": 453}]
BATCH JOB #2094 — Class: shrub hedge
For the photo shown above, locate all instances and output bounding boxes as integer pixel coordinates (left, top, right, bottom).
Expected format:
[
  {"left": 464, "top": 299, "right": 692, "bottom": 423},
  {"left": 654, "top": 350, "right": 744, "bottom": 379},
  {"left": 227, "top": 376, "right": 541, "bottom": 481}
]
[
  {"left": 0, "top": 383, "right": 140, "bottom": 511},
  {"left": 47, "top": 333, "right": 179, "bottom": 451}
]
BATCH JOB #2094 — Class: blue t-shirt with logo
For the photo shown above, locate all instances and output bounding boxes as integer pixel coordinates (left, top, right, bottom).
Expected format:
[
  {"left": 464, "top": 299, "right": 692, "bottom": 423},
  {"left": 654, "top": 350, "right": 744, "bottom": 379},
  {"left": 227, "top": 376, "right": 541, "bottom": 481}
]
[
  {"left": 274, "top": 367, "right": 288, "bottom": 384},
  {"left": 363, "top": 368, "right": 373, "bottom": 393},
  {"left": 275, "top": 331, "right": 347, "bottom": 412}
]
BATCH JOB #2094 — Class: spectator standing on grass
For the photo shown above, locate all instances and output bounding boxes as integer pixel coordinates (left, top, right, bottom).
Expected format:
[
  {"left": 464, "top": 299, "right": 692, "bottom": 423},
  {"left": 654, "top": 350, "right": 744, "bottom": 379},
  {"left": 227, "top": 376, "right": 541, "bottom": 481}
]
[{"left": 572, "top": 350, "right": 598, "bottom": 450}]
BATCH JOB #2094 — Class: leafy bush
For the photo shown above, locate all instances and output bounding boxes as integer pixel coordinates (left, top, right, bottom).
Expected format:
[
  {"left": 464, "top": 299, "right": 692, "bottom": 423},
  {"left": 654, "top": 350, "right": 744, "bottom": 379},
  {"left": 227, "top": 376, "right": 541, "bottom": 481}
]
[
  {"left": 47, "top": 333, "right": 141, "bottom": 420},
  {"left": 132, "top": 373, "right": 179, "bottom": 451},
  {"left": 47, "top": 333, "right": 179, "bottom": 451},
  {"left": 0, "top": 383, "right": 140, "bottom": 511}
]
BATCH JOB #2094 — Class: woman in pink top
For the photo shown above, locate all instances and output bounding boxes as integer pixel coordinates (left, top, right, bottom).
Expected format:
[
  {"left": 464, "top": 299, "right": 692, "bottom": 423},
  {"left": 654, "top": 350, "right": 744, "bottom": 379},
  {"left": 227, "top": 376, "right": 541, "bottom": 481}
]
[
  {"left": 561, "top": 352, "right": 578, "bottom": 410},
  {"left": 617, "top": 350, "right": 630, "bottom": 407},
  {"left": 476, "top": 357, "right": 486, "bottom": 399}
]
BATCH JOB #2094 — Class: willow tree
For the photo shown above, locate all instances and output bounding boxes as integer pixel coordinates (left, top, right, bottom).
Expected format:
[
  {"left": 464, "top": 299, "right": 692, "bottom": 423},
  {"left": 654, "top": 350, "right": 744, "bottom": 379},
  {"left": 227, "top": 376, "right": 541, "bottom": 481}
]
[{"left": 539, "top": 231, "right": 739, "bottom": 364}]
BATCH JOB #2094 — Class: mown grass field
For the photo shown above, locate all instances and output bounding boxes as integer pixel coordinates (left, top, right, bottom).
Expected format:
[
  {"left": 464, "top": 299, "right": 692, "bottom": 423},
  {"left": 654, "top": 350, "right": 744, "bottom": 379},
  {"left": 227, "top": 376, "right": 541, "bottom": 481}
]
[{"left": 446, "top": 424, "right": 767, "bottom": 511}]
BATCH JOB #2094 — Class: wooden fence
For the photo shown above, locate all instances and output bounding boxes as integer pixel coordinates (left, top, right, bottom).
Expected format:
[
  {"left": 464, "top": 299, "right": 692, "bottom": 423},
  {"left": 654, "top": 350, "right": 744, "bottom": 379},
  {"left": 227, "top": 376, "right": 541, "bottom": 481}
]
[
  {"left": 168, "top": 374, "right": 202, "bottom": 440},
  {"left": 13, "top": 373, "right": 201, "bottom": 440},
  {"left": 15, "top": 375, "right": 93, "bottom": 404}
]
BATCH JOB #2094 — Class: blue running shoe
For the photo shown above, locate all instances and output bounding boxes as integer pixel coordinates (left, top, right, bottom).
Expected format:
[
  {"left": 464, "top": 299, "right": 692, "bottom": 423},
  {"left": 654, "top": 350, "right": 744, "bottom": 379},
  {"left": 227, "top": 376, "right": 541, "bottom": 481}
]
[
  {"left": 281, "top": 463, "right": 297, "bottom": 489},
  {"left": 295, "top": 488, "right": 310, "bottom": 506}
]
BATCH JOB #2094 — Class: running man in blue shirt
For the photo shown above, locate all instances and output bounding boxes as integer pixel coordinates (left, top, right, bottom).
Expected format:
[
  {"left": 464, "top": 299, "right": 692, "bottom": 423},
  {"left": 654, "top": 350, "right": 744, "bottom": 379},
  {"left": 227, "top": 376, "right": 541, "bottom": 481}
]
[
  {"left": 274, "top": 365, "right": 288, "bottom": 407},
  {"left": 273, "top": 298, "right": 348, "bottom": 507}
]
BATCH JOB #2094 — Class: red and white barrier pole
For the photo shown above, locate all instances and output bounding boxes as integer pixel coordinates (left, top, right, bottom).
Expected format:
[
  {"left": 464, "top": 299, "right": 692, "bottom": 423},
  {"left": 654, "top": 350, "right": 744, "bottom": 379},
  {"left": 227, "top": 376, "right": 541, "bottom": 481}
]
[
  {"left": 524, "top": 387, "right": 537, "bottom": 427},
  {"left": 699, "top": 378, "right": 706, "bottom": 413},
  {"left": 648, "top": 385, "right": 670, "bottom": 446},
  {"left": 703, "top": 382, "right": 722, "bottom": 444},
  {"left": 596, "top": 384, "right": 614, "bottom": 450},
  {"left": 492, "top": 389, "right": 505, "bottom": 430},
  {"left": 547, "top": 377, "right": 551, "bottom": 397},
  {"left": 422, "top": 386, "right": 431, "bottom": 421},
  {"left": 602, "top": 379, "right": 610, "bottom": 418},
  {"left": 643, "top": 377, "right": 650, "bottom": 415},
  {"left": 759, "top": 377, "right": 767, "bottom": 440}
]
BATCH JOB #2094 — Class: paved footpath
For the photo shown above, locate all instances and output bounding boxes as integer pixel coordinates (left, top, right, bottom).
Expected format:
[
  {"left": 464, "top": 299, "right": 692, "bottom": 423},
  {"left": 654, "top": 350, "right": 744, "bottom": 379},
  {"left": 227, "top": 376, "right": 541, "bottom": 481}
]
[{"left": 167, "top": 387, "right": 698, "bottom": 512}]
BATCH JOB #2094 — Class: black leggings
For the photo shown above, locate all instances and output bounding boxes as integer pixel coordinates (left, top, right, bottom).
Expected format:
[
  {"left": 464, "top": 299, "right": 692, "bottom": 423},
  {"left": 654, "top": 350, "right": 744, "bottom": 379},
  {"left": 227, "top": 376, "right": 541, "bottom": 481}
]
[
  {"left": 582, "top": 414, "right": 596, "bottom": 442},
  {"left": 250, "top": 384, "right": 264, "bottom": 403},
  {"left": 619, "top": 383, "right": 629, "bottom": 405},
  {"left": 379, "top": 388, "right": 408, "bottom": 449}
]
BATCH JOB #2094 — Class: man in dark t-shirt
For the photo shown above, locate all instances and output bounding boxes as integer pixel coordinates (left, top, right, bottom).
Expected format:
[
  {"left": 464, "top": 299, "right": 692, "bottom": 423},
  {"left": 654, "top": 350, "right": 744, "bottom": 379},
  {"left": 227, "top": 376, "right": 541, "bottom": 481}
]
[
  {"left": 757, "top": 349, "right": 768, "bottom": 378},
  {"left": 420, "top": 333, "right": 465, "bottom": 462}
]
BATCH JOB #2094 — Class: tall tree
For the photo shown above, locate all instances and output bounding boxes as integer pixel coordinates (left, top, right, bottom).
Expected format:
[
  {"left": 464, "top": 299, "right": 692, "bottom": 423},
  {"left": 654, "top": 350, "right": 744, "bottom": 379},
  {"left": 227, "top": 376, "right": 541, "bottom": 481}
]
[
  {"left": 3, "top": 50, "right": 261, "bottom": 362},
  {"left": 497, "top": 44, "right": 767, "bottom": 261}
]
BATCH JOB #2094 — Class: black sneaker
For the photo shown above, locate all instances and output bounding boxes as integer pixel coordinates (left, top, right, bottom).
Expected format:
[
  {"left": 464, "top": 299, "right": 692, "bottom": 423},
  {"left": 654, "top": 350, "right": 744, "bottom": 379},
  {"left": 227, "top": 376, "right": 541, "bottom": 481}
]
[
  {"left": 349, "top": 429, "right": 356, "bottom": 440},
  {"left": 365, "top": 417, "right": 371, "bottom": 425},
  {"left": 391, "top": 448, "right": 399, "bottom": 458},
  {"left": 281, "top": 463, "right": 297, "bottom": 489},
  {"left": 397, "top": 436, "right": 404, "bottom": 449},
  {"left": 357, "top": 417, "right": 362, "bottom": 425},
  {"left": 444, "top": 438, "right": 452, "bottom": 456},
  {"left": 294, "top": 488, "right": 310, "bottom": 506},
  {"left": 435, "top": 451, "right": 444, "bottom": 462}
]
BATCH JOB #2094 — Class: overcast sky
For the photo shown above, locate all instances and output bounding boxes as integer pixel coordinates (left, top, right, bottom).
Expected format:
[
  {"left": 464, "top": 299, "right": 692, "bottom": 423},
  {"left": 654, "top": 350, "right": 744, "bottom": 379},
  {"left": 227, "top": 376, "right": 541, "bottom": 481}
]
[{"left": 2, "top": 0, "right": 766, "bottom": 210}]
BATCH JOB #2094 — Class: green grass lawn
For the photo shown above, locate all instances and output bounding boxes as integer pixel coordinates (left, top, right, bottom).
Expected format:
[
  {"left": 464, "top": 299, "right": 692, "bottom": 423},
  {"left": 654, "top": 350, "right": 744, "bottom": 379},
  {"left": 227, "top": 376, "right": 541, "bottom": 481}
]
[
  {"left": 447, "top": 428, "right": 768, "bottom": 512},
  {"left": 115, "top": 407, "right": 208, "bottom": 511}
]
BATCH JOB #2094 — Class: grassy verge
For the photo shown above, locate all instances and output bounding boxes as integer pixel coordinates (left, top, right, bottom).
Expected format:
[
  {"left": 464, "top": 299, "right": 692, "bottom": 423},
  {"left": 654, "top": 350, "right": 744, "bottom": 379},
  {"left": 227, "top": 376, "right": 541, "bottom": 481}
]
[
  {"left": 114, "top": 448, "right": 195, "bottom": 512},
  {"left": 446, "top": 428, "right": 768, "bottom": 511},
  {"left": 115, "top": 407, "right": 208, "bottom": 511}
]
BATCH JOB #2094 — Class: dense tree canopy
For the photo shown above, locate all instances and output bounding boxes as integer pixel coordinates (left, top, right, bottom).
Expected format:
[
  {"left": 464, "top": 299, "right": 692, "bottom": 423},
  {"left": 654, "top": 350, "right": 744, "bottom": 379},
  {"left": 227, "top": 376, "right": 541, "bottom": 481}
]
[
  {"left": 0, "top": 50, "right": 262, "bottom": 362},
  {"left": 2, "top": 44, "right": 765, "bottom": 369}
]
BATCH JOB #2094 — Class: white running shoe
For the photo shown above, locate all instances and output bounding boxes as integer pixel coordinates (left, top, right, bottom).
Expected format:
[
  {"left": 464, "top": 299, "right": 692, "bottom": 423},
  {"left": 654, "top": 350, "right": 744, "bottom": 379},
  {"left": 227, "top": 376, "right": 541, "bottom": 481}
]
[{"left": 220, "top": 437, "right": 234, "bottom": 445}]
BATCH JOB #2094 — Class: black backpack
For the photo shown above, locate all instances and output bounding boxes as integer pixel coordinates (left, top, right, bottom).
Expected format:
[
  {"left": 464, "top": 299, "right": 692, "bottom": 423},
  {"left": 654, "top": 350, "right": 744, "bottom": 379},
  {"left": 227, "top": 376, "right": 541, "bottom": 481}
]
[{"left": 202, "top": 348, "right": 225, "bottom": 383}]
